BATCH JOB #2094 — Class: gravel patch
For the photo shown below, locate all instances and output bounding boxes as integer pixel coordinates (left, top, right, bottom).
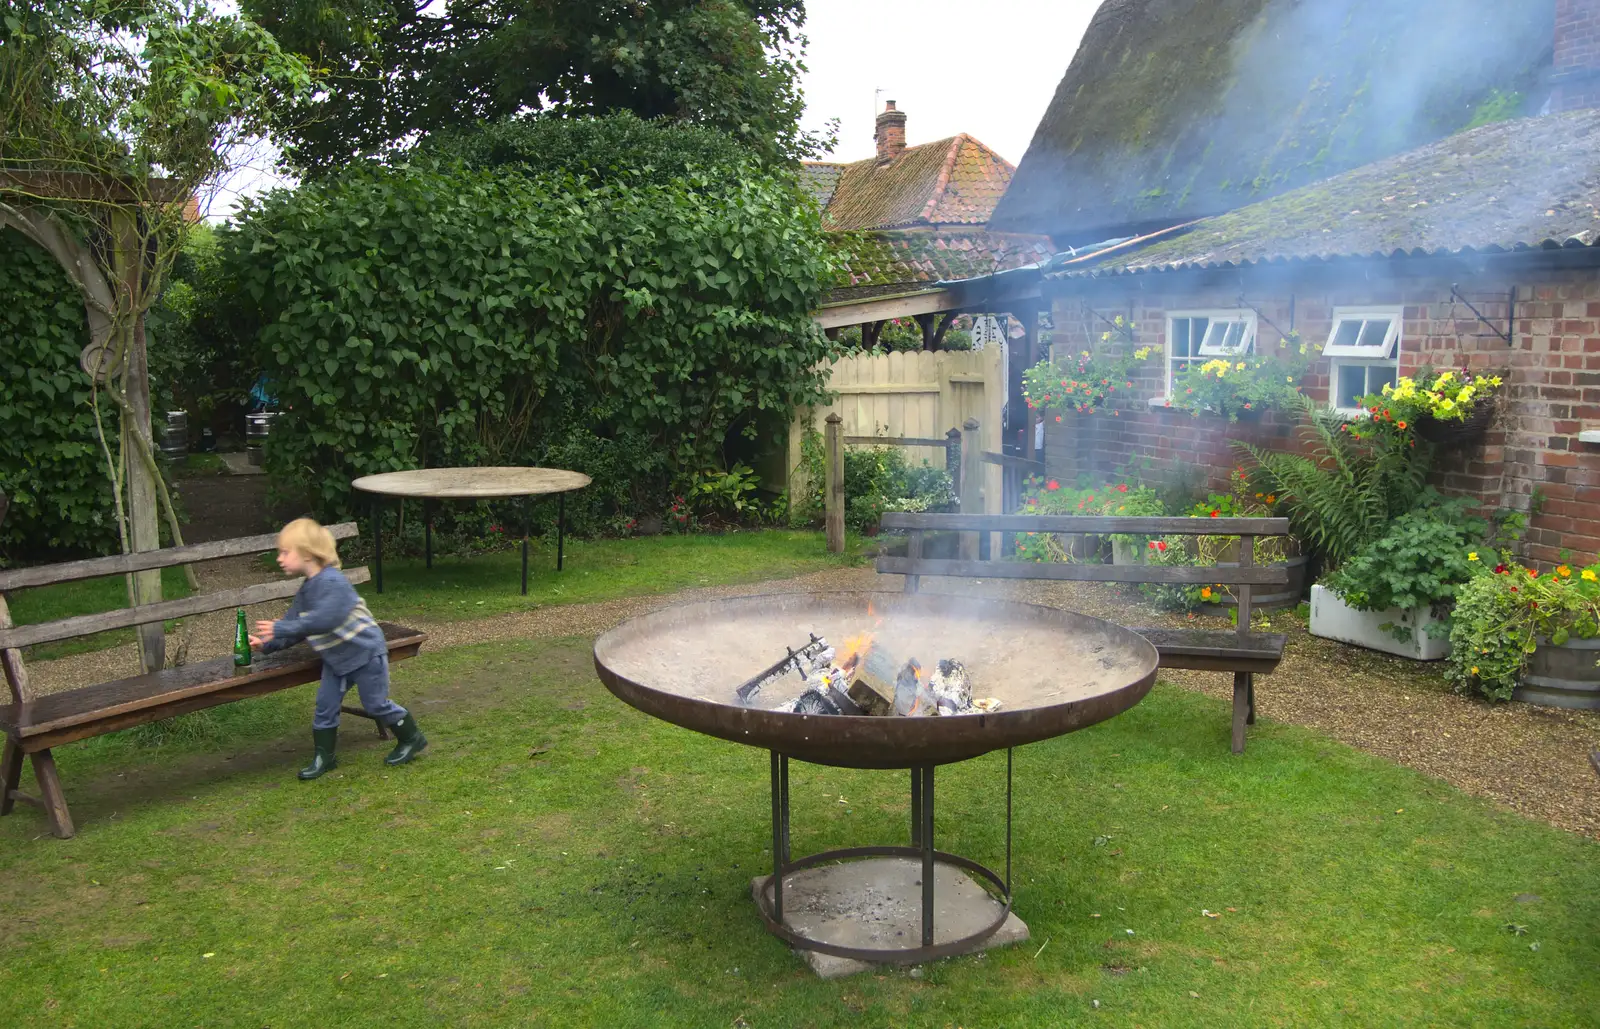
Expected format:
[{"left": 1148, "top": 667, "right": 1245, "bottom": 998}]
[{"left": 20, "top": 564, "right": 1599, "bottom": 838}]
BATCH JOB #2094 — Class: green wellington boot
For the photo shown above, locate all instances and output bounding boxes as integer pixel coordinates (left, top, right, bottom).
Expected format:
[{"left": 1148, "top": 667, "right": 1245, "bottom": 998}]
[
  {"left": 298, "top": 727, "right": 339, "bottom": 780},
  {"left": 383, "top": 714, "right": 428, "bottom": 766}
]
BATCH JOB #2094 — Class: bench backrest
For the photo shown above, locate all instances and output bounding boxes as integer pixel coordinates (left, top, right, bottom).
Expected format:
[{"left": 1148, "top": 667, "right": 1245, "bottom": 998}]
[
  {"left": 875, "top": 512, "right": 1293, "bottom": 637},
  {"left": 0, "top": 523, "right": 365, "bottom": 691}
]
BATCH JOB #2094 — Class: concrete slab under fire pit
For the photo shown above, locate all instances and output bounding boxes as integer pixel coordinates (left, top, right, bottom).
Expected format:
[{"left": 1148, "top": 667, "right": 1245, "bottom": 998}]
[{"left": 749, "top": 857, "right": 1030, "bottom": 979}]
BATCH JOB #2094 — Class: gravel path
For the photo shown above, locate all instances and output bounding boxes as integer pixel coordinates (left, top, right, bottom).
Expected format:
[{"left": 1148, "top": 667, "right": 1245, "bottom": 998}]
[{"left": 21, "top": 563, "right": 1600, "bottom": 838}]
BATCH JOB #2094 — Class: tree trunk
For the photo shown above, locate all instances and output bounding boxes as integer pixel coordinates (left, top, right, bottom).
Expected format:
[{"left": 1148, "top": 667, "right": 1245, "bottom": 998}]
[{"left": 114, "top": 210, "right": 164, "bottom": 672}]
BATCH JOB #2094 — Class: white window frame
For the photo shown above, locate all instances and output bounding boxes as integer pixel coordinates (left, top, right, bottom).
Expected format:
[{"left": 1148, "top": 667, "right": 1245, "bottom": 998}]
[
  {"left": 1159, "top": 310, "right": 1258, "bottom": 401},
  {"left": 1327, "top": 307, "right": 1403, "bottom": 414}
]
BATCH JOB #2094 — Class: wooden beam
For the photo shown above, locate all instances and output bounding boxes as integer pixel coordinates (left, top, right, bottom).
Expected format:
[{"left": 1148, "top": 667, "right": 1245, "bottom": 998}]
[
  {"left": 0, "top": 568, "right": 372, "bottom": 651},
  {"left": 0, "top": 523, "right": 360, "bottom": 592},
  {"left": 880, "top": 513, "right": 1291, "bottom": 535},
  {"left": 814, "top": 289, "right": 958, "bottom": 329},
  {"left": 0, "top": 169, "right": 186, "bottom": 205}
]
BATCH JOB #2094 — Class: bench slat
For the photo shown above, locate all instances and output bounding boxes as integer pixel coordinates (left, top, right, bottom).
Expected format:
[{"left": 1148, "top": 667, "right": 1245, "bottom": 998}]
[
  {"left": 877, "top": 556, "right": 1288, "bottom": 586},
  {"left": 0, "top": 522, "right": 360, "bottom": 592},
  {"left": 0, "top": 623, "right": 423, "bottom": 744},
  {"left": 0, "top": 567, "right": 371, "bottom": 651},
  {"left": 1135, "top": 628, "right": 1286, "bottom": 673},
  {"left": 881, "top": 513, "right": 1290, "bottom": 535}
]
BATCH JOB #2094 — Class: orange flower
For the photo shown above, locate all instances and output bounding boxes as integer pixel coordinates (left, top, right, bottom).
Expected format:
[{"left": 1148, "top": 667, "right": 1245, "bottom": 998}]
[
  {"left": 1200, "top": 587, "right": 1213, "bottom": 600},
  {"left": 1397, "top": 420, "right": 1407, "bottom": 429}
]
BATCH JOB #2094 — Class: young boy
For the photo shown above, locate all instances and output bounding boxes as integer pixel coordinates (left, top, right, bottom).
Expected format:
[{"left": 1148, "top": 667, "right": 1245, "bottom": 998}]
[{"left": 249, "top": 518, "right": 427, "bottom": 780}]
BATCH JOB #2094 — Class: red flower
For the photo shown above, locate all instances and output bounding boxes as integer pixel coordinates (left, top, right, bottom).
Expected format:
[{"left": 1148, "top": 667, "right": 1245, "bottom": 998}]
[
  {"left": 1494, "top": 564, "right": 1508, "bottom": 574},
  {"left": 1528, "top": 569, "right": 1539, "bottom": 578},
  {"left": 1243, "top": 403, "right": 1252, "bottom": 409},
  {"left": 1510, "top": 586, "right": 1519, "bottom": 592},
  {"left": 1046, "top": 479, "right": 1060, "bottom": 492},
  {"left": 1055, "top": 415, "right": 1063, "bottom": 423},
  {"left": 1116, "top": 484, "right": 1129, "bottom": 492},
  {"left": 1148, "top": 540, "right": 1157, "bottom": 550},
  {"left": 1157, "top": 540, "right": 1168, "bottom": 552},
  {"left": 1209, "top": 510, "right": 1220, "bottom": 518}
]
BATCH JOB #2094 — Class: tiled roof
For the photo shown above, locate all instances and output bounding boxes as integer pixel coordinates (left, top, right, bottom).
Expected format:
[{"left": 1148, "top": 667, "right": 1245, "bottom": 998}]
[
  {"left": 991, "top": 0, "right": 1557, "bottom": 243},
  {"left": 830, "top": 229, "right": 1053, "bottom": 298},
  {"left": 800, "top": 163, "right": 842, "bottom": 208},
  {"left": 810, "top": 135, "right": 1019, "bottom": 231},
  {"left": 1049, "top": 110, "right": 1600, "bottom": 279}
]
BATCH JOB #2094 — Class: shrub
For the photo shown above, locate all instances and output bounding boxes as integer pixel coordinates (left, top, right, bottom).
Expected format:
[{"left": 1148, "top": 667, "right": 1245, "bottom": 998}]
[
  {"left": 0, "top": 230, "right": 117, "bottom": 561},
  {"left": 223, "top": 152, "right": 833, "bottom": 526},
  {"left": 1446, "top": 558, "right": 1600, "bottom": 701},
  {"left": 792, "top": 433, "right": 954, "bottom": 533}
]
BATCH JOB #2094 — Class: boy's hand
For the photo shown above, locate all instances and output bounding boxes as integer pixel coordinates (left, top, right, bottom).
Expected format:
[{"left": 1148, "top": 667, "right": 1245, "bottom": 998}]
[
  {"left": 247, "top": 634, "right": 265, "bottom": 648},
  {"left": 253, "top": 621, "right": 276, "bottom": 643}
]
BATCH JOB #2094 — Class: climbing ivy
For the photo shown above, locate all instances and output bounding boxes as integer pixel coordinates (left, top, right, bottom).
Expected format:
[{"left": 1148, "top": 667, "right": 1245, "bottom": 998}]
[{"left": 0, "top": 229, "right": 116, "bottom": 560}]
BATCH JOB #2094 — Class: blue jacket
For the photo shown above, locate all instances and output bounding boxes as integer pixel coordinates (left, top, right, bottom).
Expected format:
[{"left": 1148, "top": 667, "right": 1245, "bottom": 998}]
[{"left": 262, "top": 566, "right": 385, "bottom": 676}]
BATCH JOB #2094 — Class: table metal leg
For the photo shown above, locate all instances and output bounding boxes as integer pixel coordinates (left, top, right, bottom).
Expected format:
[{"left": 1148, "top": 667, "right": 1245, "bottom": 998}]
[
  {"left": 910, "top": 767, "right": 922, "bottom": 846},
  {"left": 770, "top": 751, "right": 785, "bottom": 922},
  {"left": 373, "top": 497, "right": 384, "bottom": 594},
  {"left": 557, "top": 492, "right": 566, "bottom": 572},
  {"left": 1006, "top": 748, "right": 1014, "bottom": 895},
  {"left": 521, "top": 495, "right": 530, "bottom": 596},
  {"left": 424, "top": 499, "right": 432, "bottom": 570}
]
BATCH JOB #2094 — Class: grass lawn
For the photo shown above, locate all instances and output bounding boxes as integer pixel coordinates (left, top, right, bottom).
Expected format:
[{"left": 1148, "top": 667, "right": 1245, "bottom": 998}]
[
  {"left": 359, "top": 529, "right": 862, "bottom": 623},
  {"left": 0, "top": 638, "right": 1593, "bottom": 1028},
  {"left": 3, "top": 566, "right": 194, "bottom": 661}
]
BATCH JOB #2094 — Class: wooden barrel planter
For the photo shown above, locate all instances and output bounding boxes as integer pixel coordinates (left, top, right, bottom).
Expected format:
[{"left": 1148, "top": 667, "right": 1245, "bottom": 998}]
[
  {"left": 1195, "top": 555, "right": 1310, "bottom": 614},
  {"left": 1513, "top": 636, "right": 1600, "bottom": 710}
]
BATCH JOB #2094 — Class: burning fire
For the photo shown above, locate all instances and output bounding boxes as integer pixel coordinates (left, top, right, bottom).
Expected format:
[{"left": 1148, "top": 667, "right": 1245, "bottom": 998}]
[{"left": 834, "top": 632, "right": 875, "bottom": 674}]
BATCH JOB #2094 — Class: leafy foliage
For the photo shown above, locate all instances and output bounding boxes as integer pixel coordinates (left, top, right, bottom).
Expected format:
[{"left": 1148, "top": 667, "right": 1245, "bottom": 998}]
[
  {"left": 1446, "top": 559, "right": 1600, "bottom": 701},
  {"left": 1321, "top": 498, "right": 1516, "bottom": 634},
  {"left": 222, "top": 153, "right": 833, "bottom": 524},
  {"left": 1167, "top": 331, "right": 1319, "bottom": 422},
  {"left": 0, "top": 229, "right": 115, "bottom": 559},
  {"left": 1234, "top": 395, "right": 1431, "bottom": 571},
  {"left": 793, "top": 433, "right": 954, "bottom": 534},
  {"left": 243, "top": 0, "right": 824, "bottom": 173},
  {"left": 1023, "top": 317, "right": 1157, "bottom": 415}
]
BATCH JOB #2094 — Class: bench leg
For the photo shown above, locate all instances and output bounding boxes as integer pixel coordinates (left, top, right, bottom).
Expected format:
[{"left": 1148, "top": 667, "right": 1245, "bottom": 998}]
[
  {"left": 0, "top": 740, "right": 21, "bottom": 816},
  {"left": 1246, "top": 675, "right": 1257, "bottom": 726},
  {"left": 1231, "top": 672, "right": 1250, "bottom": 755},
  {"left": 30, "top": 750, "right": 74, "bottom": 838}
]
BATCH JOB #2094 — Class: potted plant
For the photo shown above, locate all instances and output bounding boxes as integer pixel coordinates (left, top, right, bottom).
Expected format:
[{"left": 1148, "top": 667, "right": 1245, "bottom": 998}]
[
  {"left": 1363, "top": 368, "right": 1504, "bottom": 446},
  {"left": 1446, "top": 558, "right": 1600, "bottom": 707},
  {"left": 1313, "top": 499, "right": 1514, "bottom": 660},
  {"left": 1022, "top": 316, "right": 1159, "bottom": 421},
  {"left": 1165, "top": 330, "right": 1319, "bottom": 423},
  {"left": 1185, "top": 471, "right": 1305, "bottom": 612}
]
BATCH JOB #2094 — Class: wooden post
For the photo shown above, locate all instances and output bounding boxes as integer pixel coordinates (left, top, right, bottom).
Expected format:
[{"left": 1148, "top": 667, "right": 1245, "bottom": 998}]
[
  {"left": 825, "top": 413, "right": 844, "bottom": 554},
  {"left": 960, "top": 418, "right": 982, "bottom": 561},
  {"left": 1021, "top": 309, "right": 1040, "bottom": 462},
  {"left": 945, "top": 427, "right": 962, "bottom": 496},
  {"left": 1232, "top": 534, "right": 1256, "bottom": 754},
  {"left": 113, "top": 209, "right": 163, "bottom": 673}
]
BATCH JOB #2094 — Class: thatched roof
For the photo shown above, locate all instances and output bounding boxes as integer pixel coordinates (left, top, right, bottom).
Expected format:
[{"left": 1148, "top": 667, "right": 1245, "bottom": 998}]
[
  {"left": 1047, "top": 109, "right": 1600, "bottom": 279},
  {"left": 990, "top": 0, "right": 1558, "bottom": 244}
]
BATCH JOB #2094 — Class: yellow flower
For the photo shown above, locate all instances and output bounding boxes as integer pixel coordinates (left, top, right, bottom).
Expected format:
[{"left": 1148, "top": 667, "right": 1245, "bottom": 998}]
[
  {"left": 1235, "top": 361, "right": 1246, "bottom": 371},
  {"left": 1286, "top": 376, "right": 1294, "bottom": 384},
  {"left": 1471, "top": 666, "right": 1479, "bottom": 675},
  {"left": 1467, "top": 552, "right": 1478, "bottom": 561},
  {"left": 1435, "top": 370, "right": 1454, "bottom": 384},
  {"left": 1584, "top": 569, "right": 1598, "bottom": 582},
  {"left": 1558, "top": 565, "right": 1572, "bottom": 577},
  {"left": 1438, "top": 398, "right": 1456, "bottom": 412}
]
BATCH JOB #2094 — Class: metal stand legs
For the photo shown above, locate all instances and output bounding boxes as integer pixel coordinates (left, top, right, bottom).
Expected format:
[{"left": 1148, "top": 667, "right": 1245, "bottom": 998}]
[
  {"left": 557, "top": 492, "right": 566, "bottom": 572},
  {"left": 373, "top": 497, "right": 384, "bottom": 593},
  {"left": 757, "top": 750, "right": 1014, "bottom": 964},
  {"left": 521, "top": 496, "right": 531, "bottom": 596}
]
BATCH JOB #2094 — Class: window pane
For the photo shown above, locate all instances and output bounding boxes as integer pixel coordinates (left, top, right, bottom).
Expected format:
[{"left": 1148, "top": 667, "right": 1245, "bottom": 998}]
[
  {"left": 1225, "top": 321, "right": 1246, "bottom": 351},
  {"left": 1332, "top": 320, "right": 1362, "bottom": 350},
  {"left": 1357, "top": 319, "right": 1391, "bottom": 349},
  {"left": 1368, "top": 365, "right": 1398, "bottom": 395},
  {"left": 1337, "top": 364, "right": 1366, "bottom": 408},
  {"left": 1173, "top": 319, "right": 1191, "bottom": 358}
]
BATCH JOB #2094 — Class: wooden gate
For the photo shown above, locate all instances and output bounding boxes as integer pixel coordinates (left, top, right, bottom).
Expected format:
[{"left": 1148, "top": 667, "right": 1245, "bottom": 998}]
[{"left": 788, "top": 348, "right": 1004, "bottom": 514}]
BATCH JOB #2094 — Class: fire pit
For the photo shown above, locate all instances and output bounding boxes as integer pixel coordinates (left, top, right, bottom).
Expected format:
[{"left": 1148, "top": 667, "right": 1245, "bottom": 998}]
[{"left": 592, "top": 591, "right": 1158, "bottom": 968}]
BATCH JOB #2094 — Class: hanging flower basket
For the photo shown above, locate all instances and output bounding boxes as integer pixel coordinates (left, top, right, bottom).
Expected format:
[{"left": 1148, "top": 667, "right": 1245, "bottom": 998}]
[{"left": 1415, "top": 394, "right": 1498, "bottom": 446}]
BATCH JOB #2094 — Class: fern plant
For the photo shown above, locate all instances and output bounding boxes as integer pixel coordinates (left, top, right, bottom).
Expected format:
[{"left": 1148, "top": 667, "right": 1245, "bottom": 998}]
[{"left": 1232, "top": 396, "right": 1432, "bottom": 571}]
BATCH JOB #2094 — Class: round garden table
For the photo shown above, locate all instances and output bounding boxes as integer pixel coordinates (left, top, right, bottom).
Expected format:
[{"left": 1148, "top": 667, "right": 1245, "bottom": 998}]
[{"left": 351, "top": 467, "right": 591, "bottom": 595}]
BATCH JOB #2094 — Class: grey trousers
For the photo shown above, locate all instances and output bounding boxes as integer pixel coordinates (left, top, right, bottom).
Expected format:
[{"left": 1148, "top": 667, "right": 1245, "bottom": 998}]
[{"left": 313, "top": 651, "right": 407, "bottom": 730}]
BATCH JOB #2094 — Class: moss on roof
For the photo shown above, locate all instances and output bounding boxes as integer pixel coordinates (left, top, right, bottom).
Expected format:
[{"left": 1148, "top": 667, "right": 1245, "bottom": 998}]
[
  {"left": 1060, "top": 109, "right": 1600, "bottom": 275},
  {"left": 814, "top": 135, "right": 1020, "bottom": 231},
  {"left": 991, "top": 0, "right": 1557, "bottom": 242}
]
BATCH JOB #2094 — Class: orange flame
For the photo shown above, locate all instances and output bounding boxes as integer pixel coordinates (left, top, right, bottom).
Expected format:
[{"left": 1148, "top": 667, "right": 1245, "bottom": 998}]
[{"left": 835, "top": 632, "right": 875, "bottom": 674}]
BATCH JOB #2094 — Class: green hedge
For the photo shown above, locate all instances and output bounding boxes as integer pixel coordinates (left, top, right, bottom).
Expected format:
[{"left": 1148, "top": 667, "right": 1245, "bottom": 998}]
[
  {"left": 0, "top": 230, "right": 116, "bottom": 561},
  {"left": 226, "top": 156, "right": 834, "bottom": 527}
]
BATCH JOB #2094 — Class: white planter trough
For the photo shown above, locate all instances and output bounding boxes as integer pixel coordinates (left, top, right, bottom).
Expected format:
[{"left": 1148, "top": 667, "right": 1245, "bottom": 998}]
[{"left": 1308, "top": 584, "right": 1451, "bottom": 661}]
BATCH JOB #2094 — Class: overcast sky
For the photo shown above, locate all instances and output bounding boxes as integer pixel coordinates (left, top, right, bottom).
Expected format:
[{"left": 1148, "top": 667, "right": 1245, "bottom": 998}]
[{"left": 798, "top": 0, "right": 1102, "bottom": 165}]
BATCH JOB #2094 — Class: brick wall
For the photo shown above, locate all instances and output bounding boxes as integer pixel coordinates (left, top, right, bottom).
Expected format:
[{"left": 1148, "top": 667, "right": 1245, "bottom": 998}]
[{"left": 1041, "top": 269, "right": 1600, "bottom": 566}]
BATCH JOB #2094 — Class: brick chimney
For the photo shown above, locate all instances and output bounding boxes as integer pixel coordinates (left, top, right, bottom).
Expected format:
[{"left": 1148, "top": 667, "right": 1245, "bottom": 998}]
[
  {"left": 875, "top": 101, "right": 907, "bottom": 163},
  {"left": 1553, "top": 0, "right": 1600, "bottom": 111}
]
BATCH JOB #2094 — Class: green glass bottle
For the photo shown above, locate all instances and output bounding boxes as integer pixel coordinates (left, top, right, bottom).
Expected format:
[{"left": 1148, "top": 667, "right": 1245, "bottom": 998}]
[{"left": 233, "top": 608, "right": 252, "bottom": 668}]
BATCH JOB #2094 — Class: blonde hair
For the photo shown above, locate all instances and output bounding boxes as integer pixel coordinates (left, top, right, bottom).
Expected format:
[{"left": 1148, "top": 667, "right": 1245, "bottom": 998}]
[{"left": 278, "top": 518, "right": 342, "bottom": 569}]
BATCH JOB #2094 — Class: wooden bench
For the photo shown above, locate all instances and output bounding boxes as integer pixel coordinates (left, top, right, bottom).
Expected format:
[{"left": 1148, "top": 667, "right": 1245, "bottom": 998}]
[
  {"left": 0, "top": 523, "right": 426, "bottom": 838},
  {"left": 876, "top": 513, "right": 1292, "bottom": 753}
]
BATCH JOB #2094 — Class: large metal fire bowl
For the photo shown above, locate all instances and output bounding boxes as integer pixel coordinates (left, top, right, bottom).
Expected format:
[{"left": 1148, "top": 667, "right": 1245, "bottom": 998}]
[
  {"left": 592, "top": 590, "right": 1159, "bottom": 769},
  {"left": 592, "top": 590, "right": 1159, "bottom": 969}
]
